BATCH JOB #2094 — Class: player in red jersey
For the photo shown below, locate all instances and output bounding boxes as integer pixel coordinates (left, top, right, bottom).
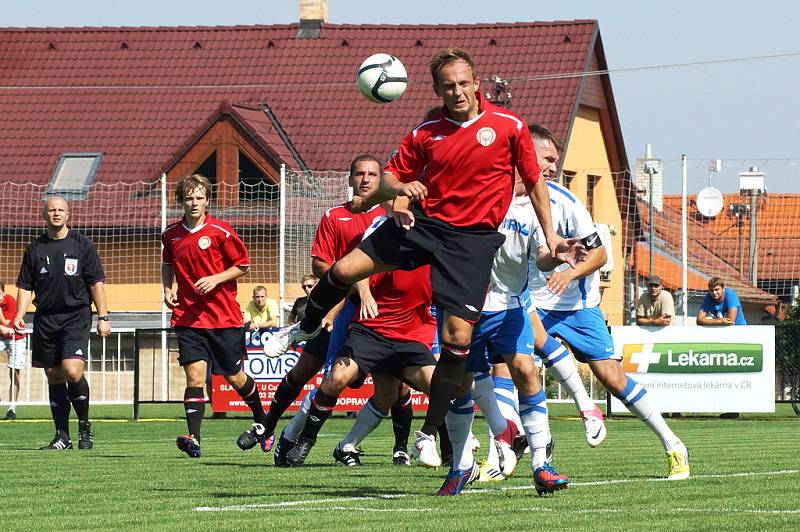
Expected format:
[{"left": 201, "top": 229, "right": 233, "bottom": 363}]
[
  {"left": 284, "top": 261, "right": 439, "bottom": 468},
  {"left": 254, "top": 155, "right": 388, "bottom": 461},
  {"left": 161, "top": 174, "right": 267, "bottom": 458},
  {"left": 265, "top": 48, "right": 574, "bottom": 486}
]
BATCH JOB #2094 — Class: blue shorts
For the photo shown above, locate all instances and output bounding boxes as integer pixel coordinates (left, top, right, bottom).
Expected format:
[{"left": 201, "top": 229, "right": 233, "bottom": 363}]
[
  {"left": 323, "top": 300, "right": 356, "bottom": 375},
  {"left": 467, "top": 307, "right": 537, "bottom": 374},
  {"left": 537, "top": 306, "right": 618, "bottom": 363}
]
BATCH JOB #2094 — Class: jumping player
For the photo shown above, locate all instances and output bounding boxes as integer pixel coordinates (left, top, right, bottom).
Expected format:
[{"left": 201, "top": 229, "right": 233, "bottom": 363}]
[
  {"left": 264, "top": 49, "right": 569, "bottom": 466},
  {"left": 161, "top": 174, "right": 267, "bottom": 458}
]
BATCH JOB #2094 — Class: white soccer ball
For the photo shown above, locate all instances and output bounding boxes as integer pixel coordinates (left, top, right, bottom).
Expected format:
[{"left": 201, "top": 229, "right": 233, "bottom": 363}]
[{"left": 356, "top": 53, "right": 408, "bottom": 104}]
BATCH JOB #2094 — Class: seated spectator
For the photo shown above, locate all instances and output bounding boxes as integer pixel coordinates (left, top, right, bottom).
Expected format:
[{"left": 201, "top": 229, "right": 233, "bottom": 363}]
[
  {"left": 288, "top": 274, "right": 317, "bottom": 325},
  {"left": 635, "top": 275, "right": 675, "bottom": 326},
  {"left": 697, "top": 277, "right": 746, "bottom": 326},
  {"left": 243, "top": 285, "right": 279, "bottom": 330}
]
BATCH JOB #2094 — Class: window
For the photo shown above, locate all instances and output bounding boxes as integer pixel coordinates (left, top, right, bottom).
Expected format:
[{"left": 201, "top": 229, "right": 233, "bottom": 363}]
[
  {"left": 587, "top": 174, "right": 600, "bottom": 217},
  {"left": 238, "top": 151, "right": 277, "bottom": 202},
  {"left": 47, "top": 153, "right": 103, "bottom": 199},
  {"left": 562, "top": 170, "right": 575, "bottom": 189}
]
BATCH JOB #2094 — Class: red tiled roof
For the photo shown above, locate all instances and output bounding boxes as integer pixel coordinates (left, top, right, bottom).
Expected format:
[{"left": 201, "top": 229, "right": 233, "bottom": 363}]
[
  {"left": 0, "top": 21, "right": 598, "bottom": 185},
  {"left": 634, "top": 197, "right": 781, "bottom": 305},
  {"left": 661, "top": 194, "right": 800, "bottom": 281}
]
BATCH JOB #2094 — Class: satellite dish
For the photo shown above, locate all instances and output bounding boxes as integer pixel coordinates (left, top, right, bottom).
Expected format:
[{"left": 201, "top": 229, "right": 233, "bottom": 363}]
[{"left": 696, "top": 186, "right": 724, "bottom": 217}]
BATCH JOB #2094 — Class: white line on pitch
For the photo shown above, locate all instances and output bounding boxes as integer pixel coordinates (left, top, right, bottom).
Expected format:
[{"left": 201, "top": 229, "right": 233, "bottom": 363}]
[{"left": 193, "top": 469, "right": 800, "bottom": 512}]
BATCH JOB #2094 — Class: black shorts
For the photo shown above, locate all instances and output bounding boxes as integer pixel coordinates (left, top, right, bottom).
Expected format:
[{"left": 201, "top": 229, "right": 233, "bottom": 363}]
[
  {"left": 358, "top": 205, "right": 505, "bottom": 322},
  {"left": 31, "top": 307, "right": 92, "bottom": 369},
  {"left": 175, "top": 327, "right": 246, "bottom": 376},
  {"left": 300, "top": 328, "right": 331, "bottom": 360},
  {"left": 338, "top": 323, "right": 435, "bottom": 379}
]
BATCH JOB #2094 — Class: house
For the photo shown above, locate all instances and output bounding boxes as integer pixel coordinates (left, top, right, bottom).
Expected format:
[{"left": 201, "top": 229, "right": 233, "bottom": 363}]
[{"left": 0, "top": 2, "right": 634, "bottom": 315}]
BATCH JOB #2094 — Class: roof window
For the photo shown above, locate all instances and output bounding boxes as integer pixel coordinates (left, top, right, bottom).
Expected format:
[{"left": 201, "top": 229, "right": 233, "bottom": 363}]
[{"left": 47, "top": 153, "right": 103, "bottom": 199}]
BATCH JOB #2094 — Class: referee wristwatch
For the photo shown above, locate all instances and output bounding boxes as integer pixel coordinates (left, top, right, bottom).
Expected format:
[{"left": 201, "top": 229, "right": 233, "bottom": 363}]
[{"left": 97, "top": 316, "right": 110, "bottom": 322}]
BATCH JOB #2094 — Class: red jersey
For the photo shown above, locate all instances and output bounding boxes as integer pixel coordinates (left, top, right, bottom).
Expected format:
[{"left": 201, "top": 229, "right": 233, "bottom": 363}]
[
  {"left": 161, "top": 214, "right": 249, "bottom": 329},
  {"left": 356, "top": 266, "right": 436, "bottom": 349},
  {"left": 0, "top": 293, "right": 25, "bottom": 340},
  {"left": 310, "top": 203, "right": 386, "bottom": 264},
  {"left": 385, "top": 93, "right": 540, "bottom": 229}
]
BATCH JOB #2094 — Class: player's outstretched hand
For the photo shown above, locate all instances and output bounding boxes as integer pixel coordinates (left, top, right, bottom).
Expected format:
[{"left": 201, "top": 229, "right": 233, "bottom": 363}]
[{"left": 554, "top": 237, "right": 587, "bottom": 268}]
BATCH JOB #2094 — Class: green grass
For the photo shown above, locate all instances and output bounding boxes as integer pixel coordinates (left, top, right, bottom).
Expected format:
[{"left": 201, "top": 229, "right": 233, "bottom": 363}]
[{"left": 1, "top": 405, "right": 798, "bottom": 530}]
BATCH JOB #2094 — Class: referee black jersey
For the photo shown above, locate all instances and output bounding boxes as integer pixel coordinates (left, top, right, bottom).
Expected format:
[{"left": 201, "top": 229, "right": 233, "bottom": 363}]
[{"left": 16, "top": 230, "right": 106, "bottom": 313}]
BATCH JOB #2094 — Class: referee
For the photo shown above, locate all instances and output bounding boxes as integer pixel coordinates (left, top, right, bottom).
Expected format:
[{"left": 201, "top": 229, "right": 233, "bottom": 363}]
[{"left": 13, "top": 196, "right": 110, "bottom": 450}]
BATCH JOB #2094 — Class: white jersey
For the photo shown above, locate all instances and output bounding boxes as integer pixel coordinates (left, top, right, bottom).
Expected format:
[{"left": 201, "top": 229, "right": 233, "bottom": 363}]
[
  {"left": 529, "top": 180, "right": 602, "bottom": 311},
  {"left": 483, "top": 195, "right": 536, "bottom": 312}
]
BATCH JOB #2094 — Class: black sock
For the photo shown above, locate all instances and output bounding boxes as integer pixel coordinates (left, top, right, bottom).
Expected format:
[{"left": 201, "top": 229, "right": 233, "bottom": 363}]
[
  {"left": 421, "top": 343, "right": 468, "bottom": 435},
  {"left": 299, "top": 269, "right": 351, "bottom": 334},
  {"left": 438, "top": 421, "right": 453, "bottom": 459},
  {"left": 299, "top": 389, "right": 337, "bottom": 440},
  {"left": 265, "top": 373, "right": 304, "bottom": 433},
  {"left": 183, "top": 387, "right": 205, "bottom": 440},
  {"left": 236, "top": 375, "right": 268, "bottom": 425},
  {"left": 67, "top": 376, "right": 90, "bottom": 423},
  {"left": 391, "top": 391, "right": 413, "bottom": 453},
  {"left": 48, "top": 383, "right": 71, "bottom": 436}
]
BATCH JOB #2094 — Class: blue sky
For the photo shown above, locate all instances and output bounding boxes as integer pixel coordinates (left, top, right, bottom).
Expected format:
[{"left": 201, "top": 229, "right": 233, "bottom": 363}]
[{"left": 4, "top": 0, "right": 799, "bottom": 194}]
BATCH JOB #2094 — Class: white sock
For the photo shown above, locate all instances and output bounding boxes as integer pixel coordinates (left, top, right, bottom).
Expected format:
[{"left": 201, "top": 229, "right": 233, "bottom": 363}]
[
  {"left": 486, "top": 375, "right": 521, "bottom": 467},
  {"left": 339, "top": 398, "right": 387, "bottom": 449},
  {"left": 616, "top": 376, "right": 679, "bottom": 451},
  {"left": 446, "top": 394, "right": 475, "bottom": 471},
  {"left": 539, "top": 336, "right": 595, "bottom": 412},
  {"left": 283, "top": 390, "right": 313, "bottom": 443},
  {"left": 471, "top": 372, "right": 507, "bottom": 437},
  {"left": 519, "top": 390, "right": 549, "bottom": 469}
]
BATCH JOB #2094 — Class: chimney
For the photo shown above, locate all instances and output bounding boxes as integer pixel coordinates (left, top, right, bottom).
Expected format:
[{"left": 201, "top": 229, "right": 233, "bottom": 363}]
[{"left": 297, "top": 0, "right": 328, "bottom": 39}]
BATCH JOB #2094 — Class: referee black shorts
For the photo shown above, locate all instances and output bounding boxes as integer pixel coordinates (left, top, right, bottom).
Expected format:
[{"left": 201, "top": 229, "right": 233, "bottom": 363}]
[
  {"left": 174, "top": 326, "right": 246, "bottom": 376},
  {"left": 337, "top": 324, "right": 435, "bottom": 380},
  {"left": 358, "top": 204, "right": 505, "bottom": 322},
  {"left": 31, "top": 307, "right": 92, "bottom": 369}
]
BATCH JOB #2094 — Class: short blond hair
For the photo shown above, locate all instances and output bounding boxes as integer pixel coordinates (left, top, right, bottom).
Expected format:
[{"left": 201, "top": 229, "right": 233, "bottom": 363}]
[{"left": 175, "top": 174, "right": 212, "bottom": 203}]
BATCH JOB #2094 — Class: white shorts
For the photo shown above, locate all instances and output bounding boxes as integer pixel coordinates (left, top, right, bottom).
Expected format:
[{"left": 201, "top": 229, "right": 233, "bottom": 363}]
[{"left": 1, "top": 338, "right": 27, "bottom": 370}]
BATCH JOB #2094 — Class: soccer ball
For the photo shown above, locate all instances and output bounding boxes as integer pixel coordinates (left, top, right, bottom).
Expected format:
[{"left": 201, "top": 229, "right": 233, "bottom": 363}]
[{"left": 356, "top": 53, "right": 408, "bottom": 103}]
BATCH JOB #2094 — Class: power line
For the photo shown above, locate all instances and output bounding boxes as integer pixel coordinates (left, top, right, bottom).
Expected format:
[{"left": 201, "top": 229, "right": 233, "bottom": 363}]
[
  {"left": 507, "top": 51, "right": 800, "bottom": 83},
  {"left": 1, "top": 51, "right": 799, "bottom": 91}
]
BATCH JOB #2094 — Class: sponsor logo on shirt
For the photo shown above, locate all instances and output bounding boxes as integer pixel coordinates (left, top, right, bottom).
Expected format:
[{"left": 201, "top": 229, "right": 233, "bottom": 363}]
[
  {"left": 198, "top": 236, "right": 212, "bottom": 250},
  {"left": 476, "top": 127, "right": 496, "bottom": 146},
  {"left": 500, "top": 217, "right": 530, "bottom": 236}
]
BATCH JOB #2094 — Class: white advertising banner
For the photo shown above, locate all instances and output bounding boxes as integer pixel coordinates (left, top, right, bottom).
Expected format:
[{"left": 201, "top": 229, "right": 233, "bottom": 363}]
[{"left": 609, "top": 325, "right": 775, "bottom": 413}]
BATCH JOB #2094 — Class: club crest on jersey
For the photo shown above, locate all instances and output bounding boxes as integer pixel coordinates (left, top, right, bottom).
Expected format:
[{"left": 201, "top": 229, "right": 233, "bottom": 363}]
[
  {"left": 64, "top": 258, "right": 78, "bottom": 276},
  {"left": 198, "top": 236, "right": 212, "bottom": 250},
  {"left": 476, "top": 127, "right": 496, "bottom": 146}
]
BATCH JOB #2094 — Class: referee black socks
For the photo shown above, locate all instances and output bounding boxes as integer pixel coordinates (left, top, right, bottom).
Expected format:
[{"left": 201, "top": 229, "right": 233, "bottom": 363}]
[
  {"left": 67, "top": 376, "right": 90, "bottom": 423},
  {"left": 48, "top": 382, "right": 71, "bottom": 436}
]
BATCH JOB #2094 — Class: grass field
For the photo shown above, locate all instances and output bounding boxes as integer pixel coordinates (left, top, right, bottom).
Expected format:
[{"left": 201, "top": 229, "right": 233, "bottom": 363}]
[{"left": 1, "top": 404, "right": 798, "bottom": 530}]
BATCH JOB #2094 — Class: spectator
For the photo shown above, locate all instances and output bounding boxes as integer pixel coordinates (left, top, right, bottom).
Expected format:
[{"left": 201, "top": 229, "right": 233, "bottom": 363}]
[
  {"left": 243, "top": 285, "right": 279, "bottom": 330},
  {"left": 287, "top": 275, "right": 317, "bottom": 325},
  {"left": 697, "top": 277, "right": 745, "bottom": 419},
  {"left": 1, "top": 281, "right": 27, "bottom": 420},
  {"left": 635, "top": 275, "right": 675, "bottom": 326},
  {"left": 697, "top": 277, "right": 746, "bottom": 326}
]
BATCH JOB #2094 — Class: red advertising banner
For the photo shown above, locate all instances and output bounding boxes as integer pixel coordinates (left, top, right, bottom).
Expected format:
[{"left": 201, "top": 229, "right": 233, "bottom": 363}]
[{"left": 211, "top": 328, "right": 429, "bottom": 412}]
